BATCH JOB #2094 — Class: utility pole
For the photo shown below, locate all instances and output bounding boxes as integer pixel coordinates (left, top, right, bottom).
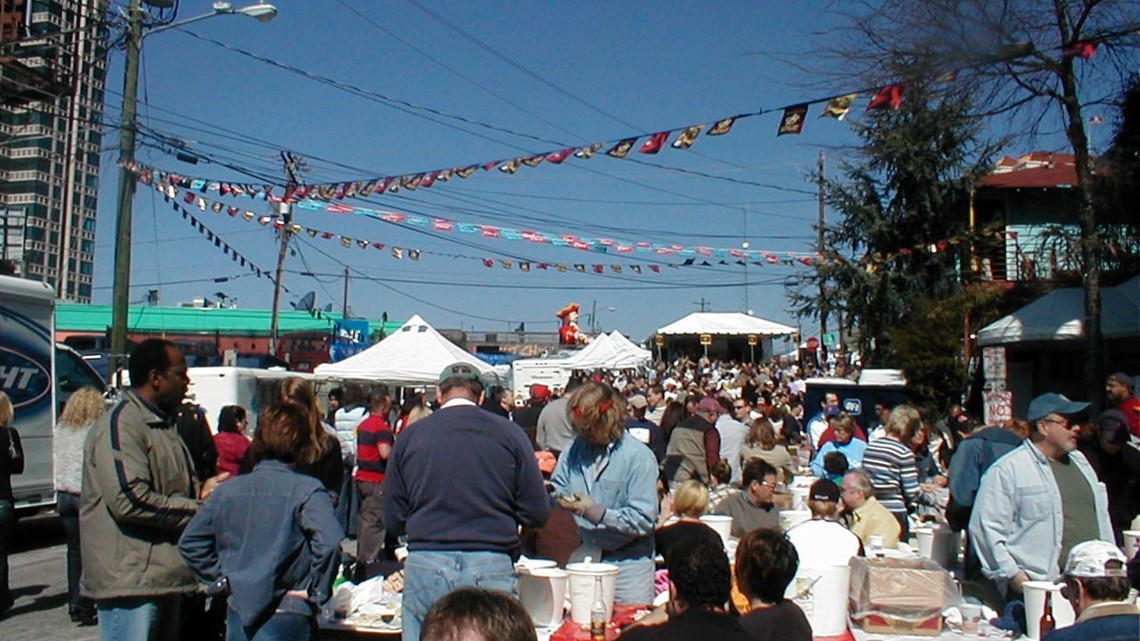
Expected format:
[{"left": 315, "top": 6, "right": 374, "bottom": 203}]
[
  {"left": 342, "top": 266, "right": 349, "bottom": 318},
  {"left": 108, "top": 0, "right": 144, "bottom": 375},
  {"left": 742, "top": 207, "right": 749, "bottom": 314},
  {"left": 693, "top": 298, "right": 711, "bottom": 312},
  {"left": 816, "top": 151, "right": 828, "bottom": 355},
  {"left": 268, "top": 151, "right": 302, "bottom": 357}
]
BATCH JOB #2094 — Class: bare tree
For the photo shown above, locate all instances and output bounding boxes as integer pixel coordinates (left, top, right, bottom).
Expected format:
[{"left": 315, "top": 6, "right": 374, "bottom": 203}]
[{"left": 820, "top": 0, "right": 1140, "bottom": 408}]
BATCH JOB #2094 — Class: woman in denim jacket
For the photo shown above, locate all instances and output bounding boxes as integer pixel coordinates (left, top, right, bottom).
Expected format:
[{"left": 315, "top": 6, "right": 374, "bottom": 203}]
[{"left": 180, "top": 402, "right": 344, "bottom": 641}]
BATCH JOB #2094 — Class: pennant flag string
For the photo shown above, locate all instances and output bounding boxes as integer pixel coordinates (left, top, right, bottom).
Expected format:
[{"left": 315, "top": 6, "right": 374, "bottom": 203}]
[
  {"left": 147, "top": 175, "right": 823, "bottom": 265},
  {"left": 166, "top": 195, "right": 286, "bottom": 292},
  {"left": 124, "top": 32, "right": 1121, "bottom": 207}
]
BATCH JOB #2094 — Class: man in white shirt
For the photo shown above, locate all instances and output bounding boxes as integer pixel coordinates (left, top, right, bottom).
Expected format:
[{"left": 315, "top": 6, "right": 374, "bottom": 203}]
[{"left": 715, "top": 396, "right": 750, "bottom": 484}]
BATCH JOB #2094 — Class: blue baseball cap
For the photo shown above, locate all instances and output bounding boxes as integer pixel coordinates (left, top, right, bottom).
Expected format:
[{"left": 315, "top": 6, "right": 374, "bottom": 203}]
[{"left": 1026, "top": 393, "right": 1088, "bottom": 422}]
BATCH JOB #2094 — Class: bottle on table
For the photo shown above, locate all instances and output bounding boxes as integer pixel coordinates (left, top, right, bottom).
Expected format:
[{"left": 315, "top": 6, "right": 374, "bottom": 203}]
[
  {"left": 590, "top": 575, "right": 606, "bottom": 640},
  {"left": 1039, "top": 590, "right": 1056, "bottom": 637}
]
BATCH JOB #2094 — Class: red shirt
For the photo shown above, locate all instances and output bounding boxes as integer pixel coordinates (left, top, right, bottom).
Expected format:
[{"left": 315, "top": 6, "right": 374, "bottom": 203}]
[
  {"left": 354, "top": 414, "right": 394, "bottom": 484},
  {"left": 1119, "top": 395, "right": 1140, "bottom": 438}
]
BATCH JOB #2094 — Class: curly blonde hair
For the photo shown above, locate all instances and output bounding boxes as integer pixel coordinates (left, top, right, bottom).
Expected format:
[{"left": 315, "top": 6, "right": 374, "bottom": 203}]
[
  {"left": 58, "top": 387, "right": 106, "bottom": 430},
  {"left": 567, "top": 382, "right": 626, "bottom": 444}
]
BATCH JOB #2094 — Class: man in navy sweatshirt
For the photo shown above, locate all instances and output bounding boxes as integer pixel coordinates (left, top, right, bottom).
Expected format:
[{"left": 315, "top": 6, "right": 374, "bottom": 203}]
[{"left": 383, "top": 362, "right": 550, "bottom": 641}]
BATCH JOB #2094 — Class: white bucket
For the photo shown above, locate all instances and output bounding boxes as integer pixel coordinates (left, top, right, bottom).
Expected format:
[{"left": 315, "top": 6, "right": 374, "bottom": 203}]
[
  {"left": 1122, "top": 530, "right": 1140, "bottom": 561},
  {"left": 519, "top": 567, "right": 568, "bottom": 628},
  {"left": 1023, "top": 581, "right": 1075, "bottom": 640},
  {"left": 566, "top": 562, "right": 619, "bottom": 625},
  {"left": 780, "top": 510, "right": 812, "bottom": 531},
  {"left": 788, "top": 564, "right": 850, "bottom": 636},
  {"left": 516, "top": 558, "right": 558, "bottom": 574},
  {"left": 915, "top": 524, "right": 955, "bottom": 568},
  {"left": 699, "top": 515, "right": 733, "bottom": 544}
]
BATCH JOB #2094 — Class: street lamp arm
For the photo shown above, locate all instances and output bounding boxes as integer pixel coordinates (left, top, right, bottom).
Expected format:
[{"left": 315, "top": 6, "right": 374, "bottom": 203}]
[{"left": 141, "top": 2, "right": 277, "bottom": 39}]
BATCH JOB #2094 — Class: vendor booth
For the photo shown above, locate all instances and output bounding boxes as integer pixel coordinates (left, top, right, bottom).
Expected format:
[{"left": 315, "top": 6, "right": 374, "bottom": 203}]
[{"left": 314, "top": 314, "right": 496, "bottom": 385}]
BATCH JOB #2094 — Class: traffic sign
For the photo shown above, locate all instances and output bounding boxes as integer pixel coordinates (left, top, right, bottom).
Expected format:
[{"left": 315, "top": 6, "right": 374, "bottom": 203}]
[
  {"left": 805, "top": 336, "right": 820, "bottom": 351},
  {"left": 699, "top": 334, "right": 713, "bottom": 346},
  {"left": 747, "top": 334, "right": 758, "bottom": 346}
]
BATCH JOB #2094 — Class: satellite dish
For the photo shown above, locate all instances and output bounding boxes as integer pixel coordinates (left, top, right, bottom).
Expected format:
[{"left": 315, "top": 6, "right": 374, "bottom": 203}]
[
  {"left": 323, "top": 303, "right": 333, "bottom": 312},
  {"left": 292, "top": 291, "right": 316, "bottom": 312}
]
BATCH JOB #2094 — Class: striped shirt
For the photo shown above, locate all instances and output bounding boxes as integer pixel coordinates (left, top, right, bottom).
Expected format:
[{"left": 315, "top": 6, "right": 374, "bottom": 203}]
[{"left": 861, "top": 437, "right": 919, "bottom": 514}]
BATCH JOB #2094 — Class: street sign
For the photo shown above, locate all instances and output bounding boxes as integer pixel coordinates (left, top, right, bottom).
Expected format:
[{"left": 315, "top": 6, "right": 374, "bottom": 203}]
[
  {"left": 699, "top": 334, "right": 712, "bottom": 346},
  {"left": 654, "top": 334, "right": 665, "bottom": 346},
  {"left": 822, "top": 332, "right": 838, "bottom": 348},
  {"left": 982, "top": 346, "right": 1007, "bottom": 381},
  {"left": 984, "top": 390, "right": 1013, "bottom": 424},
  {"left": 747, "top": 334, "right": 758, "bottom": 346},
  {"left": 805, "top": 336, "right": 820, "bottom": 351}
]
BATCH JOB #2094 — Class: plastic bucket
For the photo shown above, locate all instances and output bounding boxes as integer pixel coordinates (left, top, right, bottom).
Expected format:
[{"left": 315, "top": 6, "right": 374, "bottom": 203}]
[
  {"left": 1023, "top": 581, "right": 1075, "bottom": 640},
  {"left": 780, "top": 509, "right": 812, "bottom": 531},
  {"left": 519, "top": 567, "right": 568, "bottom": 628},
  {"left": 788, "top": 564, "right": 850, "bottom": 636},
  {"left": 699, "top": 515, "right": 733, "bottom": 544},
  {"left": 566, "top": 562, "right": 619, "bottom": 625}
]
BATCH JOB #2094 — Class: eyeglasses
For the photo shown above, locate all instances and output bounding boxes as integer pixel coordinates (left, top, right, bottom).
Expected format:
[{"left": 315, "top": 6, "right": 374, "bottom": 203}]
[
  {"left": 759, "top": 480, "right": 778, "bottom": 489},
  {"left": 1043, "top": 417, "right": 1074, "bottom": 429}
]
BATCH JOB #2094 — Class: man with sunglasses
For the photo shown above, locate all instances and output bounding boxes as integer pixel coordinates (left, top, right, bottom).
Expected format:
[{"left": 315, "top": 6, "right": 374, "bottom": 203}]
[
  {"left": 1049, "top": 540, "right": 1137, "bottom": 641},
  {"left": 711, "top": 458, "right": 782, "bottom": 539},
  {"left": 969, "top": 393, "right": 1113, "bottom": 605}
]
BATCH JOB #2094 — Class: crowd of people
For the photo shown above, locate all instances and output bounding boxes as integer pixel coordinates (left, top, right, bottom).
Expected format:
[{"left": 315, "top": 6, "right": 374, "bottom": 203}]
[{"left": 1, "top": 345, "right": 1139, "bottom": 641}]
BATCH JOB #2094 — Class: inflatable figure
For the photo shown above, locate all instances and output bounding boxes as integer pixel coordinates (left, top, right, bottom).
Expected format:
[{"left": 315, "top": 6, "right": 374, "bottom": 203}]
[{"left": 556, "top": 303, "right": 589, "bottom": 346}]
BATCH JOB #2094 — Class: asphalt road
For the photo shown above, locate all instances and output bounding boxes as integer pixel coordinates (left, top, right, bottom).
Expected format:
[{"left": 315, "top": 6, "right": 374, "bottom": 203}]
[{"left": 0, "top": 513, "right": 98, "bottom": 641}]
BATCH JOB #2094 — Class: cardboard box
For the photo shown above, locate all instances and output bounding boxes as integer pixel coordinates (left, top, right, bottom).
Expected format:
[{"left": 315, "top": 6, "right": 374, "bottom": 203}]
[{"left": 849, "top": 557, "right": 954, "bottom": 637}]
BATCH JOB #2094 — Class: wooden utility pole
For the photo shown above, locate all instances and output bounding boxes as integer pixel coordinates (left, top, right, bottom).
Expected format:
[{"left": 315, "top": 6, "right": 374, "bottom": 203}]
[
  {"left": 817, "top": 151, "right": 828, "bottom": 354},
  {"left": 269, "top": 151, "right": 302, "bottom": 357}
]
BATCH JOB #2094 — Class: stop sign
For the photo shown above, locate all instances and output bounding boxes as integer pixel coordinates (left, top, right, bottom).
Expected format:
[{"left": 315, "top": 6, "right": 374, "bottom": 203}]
[{"left": 805, "top": 336, "right": 820, "bottom": 351}]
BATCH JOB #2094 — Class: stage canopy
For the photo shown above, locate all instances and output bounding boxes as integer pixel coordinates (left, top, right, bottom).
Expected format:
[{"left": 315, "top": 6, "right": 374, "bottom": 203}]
[{"left": 657, "top": 312, "right": 796, "bottom": 337}]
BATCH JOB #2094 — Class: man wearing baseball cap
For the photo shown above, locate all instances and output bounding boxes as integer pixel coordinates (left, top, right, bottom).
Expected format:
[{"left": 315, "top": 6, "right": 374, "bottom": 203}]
[
  {"left": 1105, "top": 372, "right": 1140, "bottom": 438},
  {"left": 663, "top": 396, "right": 723, "bottom": 487},
  {"left": 383, "top": 362, "right": 550, "bottom": 641},
  {"left": 1048, "top": 540, "right": 1138, "bottom": 641},
  {"left": 969, "top": 393, "right": 1113, "bottom": 604},
  {"left": 513, "top": 384, "right": 550, "bottom": 449}
]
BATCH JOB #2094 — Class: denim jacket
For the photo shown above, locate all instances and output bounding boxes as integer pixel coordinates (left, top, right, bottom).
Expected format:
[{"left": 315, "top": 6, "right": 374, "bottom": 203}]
[
  {"left": 968, "top": 441, "right": 1111, "bottom": 585},
  {"left": 179, "top": 460, "right": 344, "bottom": 630},
  {"left": 551, "top": 431, "right": 658, "bottom": 561}
]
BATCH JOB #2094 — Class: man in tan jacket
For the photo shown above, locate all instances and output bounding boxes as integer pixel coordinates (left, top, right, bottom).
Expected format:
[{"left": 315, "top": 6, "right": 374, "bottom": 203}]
[{"left": 81, "top": 339, "right": 227, "bottom": 641}]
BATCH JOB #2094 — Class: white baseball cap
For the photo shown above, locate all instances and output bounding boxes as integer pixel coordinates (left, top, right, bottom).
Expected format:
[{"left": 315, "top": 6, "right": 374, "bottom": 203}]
[{"left": 1064, "top": 540, "right": 1128, "bottom": 578}]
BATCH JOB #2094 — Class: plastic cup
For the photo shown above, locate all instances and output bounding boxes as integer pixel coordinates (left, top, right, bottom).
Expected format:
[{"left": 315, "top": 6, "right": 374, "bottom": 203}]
[
  {"left": 960, "top": 603, "right": 982, "bottom": 633},
  {"left": 1122, "top": 530, "right": 1140, "bottom": 561},
  {"left": 1023, "top": 581, "right": 1075, "bottom": 640}
]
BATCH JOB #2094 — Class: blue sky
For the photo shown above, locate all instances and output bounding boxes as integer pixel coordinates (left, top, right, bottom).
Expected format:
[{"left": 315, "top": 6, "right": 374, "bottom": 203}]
[{"left": 88, "top": 0, "right": 1079, "bottom": 344}]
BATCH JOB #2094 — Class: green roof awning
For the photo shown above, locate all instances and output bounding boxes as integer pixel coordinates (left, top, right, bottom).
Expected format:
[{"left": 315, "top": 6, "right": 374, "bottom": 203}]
[{"left": 56, "top": 304, "right": 402, "bottom": 337}]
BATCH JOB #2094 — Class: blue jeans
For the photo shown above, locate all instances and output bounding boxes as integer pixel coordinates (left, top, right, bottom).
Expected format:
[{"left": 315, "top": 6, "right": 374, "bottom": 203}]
[
  {"left": 57, "top": 491, "right": 95, "bottom": 616},
  {"left": 97, "top": 595, "right": 182, "bottom": 641},
  {"left": 401, "top": 550, "right": 517, "bottom": 641},
  {"left": 0, "top": 500, "right": 15, "bottom": 609},
  {"left": 226, "top": 605, "right": 315, "bottom": 641},
  {"left": 609, "top": 556, "right": 655, "bottom": 605}
]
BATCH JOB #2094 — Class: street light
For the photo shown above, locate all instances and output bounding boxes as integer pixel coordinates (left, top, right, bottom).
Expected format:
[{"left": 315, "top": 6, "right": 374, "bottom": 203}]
[{"left": 109, "top": 0, "right": 276, "bottom": 373}]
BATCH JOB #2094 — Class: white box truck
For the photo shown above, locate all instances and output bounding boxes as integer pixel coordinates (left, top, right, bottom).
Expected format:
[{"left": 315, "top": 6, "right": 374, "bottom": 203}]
[{"left": 0, "top": 274, "right": 106, "bottom": 511}]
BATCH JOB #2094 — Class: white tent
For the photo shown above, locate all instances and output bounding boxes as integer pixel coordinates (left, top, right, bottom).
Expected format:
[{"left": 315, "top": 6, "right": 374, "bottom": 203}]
[
  {"left": 657, "top": 312, "right": 796, "bottom": 336},
  {"left": 314, "top": 314, "right": 494, "bottom": 385},
  {"left": 607, "top": 331, "right": 653, "bottom": 365},
  {"left": 561, "top": 331, "right": 652, "bottom": 370},
  {"left": 977, "top": 276, "right": 1140, "bottom": 346}
]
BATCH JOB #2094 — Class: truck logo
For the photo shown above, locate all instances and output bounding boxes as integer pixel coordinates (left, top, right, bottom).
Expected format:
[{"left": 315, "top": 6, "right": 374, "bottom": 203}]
[{"left": 0, "top": 346, "right": 50, "bottom": 409}]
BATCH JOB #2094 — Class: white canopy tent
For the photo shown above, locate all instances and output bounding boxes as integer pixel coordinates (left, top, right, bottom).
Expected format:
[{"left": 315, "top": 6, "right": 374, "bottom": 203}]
[
  {"left": 561, "top": 331, "right": 652, "bottom": 370},
  {"left": 314, "top": 314, "right": 495, "bottom": 385},
  {"left": 977, "top": 276, "right": 1140, "bottom": 346},
  {"left": 657, "top": 312, "right": 796, "bottom": 336}
]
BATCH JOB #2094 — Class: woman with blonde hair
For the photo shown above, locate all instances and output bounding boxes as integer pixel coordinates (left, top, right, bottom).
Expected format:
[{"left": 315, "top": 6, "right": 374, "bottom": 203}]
[
  {"left": 739, "top": 417, "right": 794, "bottom": 484},
  {"left": 655, "top": 480, "right": 722, "bottom": 565},
  {"left": 53, "top": 387, "right": 105, "bottom": 625},
  {"left": 861, "top": 405, "right": 922, "bottom": 539},
  {"left": 551, "top": 382, "right": 658, "bottom": 605}
]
